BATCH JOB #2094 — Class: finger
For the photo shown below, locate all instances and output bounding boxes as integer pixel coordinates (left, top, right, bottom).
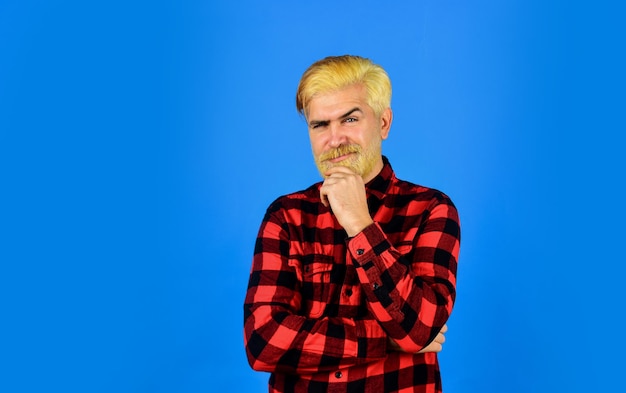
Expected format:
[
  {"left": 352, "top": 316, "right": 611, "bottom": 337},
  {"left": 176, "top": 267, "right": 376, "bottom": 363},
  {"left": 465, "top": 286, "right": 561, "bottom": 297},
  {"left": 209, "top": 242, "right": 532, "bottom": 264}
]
[
  {"left": 324, "top": 166, "right": 358, "bottom": 177},
  {"left": 437, "top": 332, "right": 446, "bottom": 344},
  {"left": 322, "top": 175, "right": 343, "bottom": 184},
  {"left": 430, "top": 331, "right": 445, "bottom": 345},
  {"left": 430, "top": 342, "right": 443, "bottom": 352},
  {"left": 417, "top": 341, "right": 442, "bottom": 354},
  {"left": 440, "top": 324, "right": 448, "bottom": 334},
  {"left": 319, "top": 188, "right": 329, "bottom": 207},
  {"left": 323, "top": 174, "right": 350, "bottom": 183}
]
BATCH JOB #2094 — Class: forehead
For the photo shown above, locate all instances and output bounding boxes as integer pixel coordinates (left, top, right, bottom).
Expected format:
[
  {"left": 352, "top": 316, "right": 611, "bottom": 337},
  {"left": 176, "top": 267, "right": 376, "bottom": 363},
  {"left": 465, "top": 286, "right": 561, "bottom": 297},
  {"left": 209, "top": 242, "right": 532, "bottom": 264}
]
[{"left": 306, "top": 84, "right": 371, "bottom": 119}]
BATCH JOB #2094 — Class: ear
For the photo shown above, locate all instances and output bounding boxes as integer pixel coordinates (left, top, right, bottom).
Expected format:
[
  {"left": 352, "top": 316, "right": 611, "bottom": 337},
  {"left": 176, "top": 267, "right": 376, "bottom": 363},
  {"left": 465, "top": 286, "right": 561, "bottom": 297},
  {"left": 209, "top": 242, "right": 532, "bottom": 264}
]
[{"left": 380, "top": 107, "right": 392, "bottom": 140}]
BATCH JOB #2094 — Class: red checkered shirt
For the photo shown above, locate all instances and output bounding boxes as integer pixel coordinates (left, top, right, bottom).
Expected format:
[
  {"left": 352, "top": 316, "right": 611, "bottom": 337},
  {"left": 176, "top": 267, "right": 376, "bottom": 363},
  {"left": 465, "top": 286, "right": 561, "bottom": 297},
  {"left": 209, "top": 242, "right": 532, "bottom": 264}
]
[{"left": 244, "top": 157, "right": 460, "bottom": 392}]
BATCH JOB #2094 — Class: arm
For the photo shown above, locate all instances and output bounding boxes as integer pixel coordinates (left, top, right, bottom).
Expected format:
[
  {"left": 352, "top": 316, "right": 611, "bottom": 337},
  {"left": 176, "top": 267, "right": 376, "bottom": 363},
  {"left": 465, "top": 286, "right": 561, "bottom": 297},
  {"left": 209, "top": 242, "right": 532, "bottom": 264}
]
[
  {"left": 390, "top": 323, "right": 448, "bottom": 353},
  {"left": 319, "top": 166, "right": 460, "bottom": 353},
  {"left": 349, "top": 198, "right": 460, "bottom": 353},
  {"left": 243, "top": 206, "right": 388, "bottom": 375}
]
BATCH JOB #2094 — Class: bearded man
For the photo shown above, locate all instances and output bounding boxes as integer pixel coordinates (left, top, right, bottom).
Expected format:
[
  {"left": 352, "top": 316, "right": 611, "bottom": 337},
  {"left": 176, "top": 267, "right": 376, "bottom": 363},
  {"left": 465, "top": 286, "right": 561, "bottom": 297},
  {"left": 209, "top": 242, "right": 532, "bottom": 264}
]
[{"left": 244, "top": 55, "right": 461, "bottom": 393}]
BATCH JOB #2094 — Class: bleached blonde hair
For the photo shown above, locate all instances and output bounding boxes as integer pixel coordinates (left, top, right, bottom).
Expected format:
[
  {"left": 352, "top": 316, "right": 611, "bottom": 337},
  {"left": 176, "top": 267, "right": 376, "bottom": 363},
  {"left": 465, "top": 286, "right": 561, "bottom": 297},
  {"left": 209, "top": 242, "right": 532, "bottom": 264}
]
[{"left": 296, "top": 55, "right": 392, "bottom": 117}]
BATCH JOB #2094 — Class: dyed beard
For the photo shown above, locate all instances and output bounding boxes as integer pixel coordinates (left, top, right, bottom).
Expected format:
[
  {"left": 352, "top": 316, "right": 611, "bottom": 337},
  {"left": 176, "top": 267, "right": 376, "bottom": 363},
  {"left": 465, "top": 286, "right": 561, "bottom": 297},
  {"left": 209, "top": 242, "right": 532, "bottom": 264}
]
[{"left": 314, "top": 141, "right": 381, "bottom": 179}]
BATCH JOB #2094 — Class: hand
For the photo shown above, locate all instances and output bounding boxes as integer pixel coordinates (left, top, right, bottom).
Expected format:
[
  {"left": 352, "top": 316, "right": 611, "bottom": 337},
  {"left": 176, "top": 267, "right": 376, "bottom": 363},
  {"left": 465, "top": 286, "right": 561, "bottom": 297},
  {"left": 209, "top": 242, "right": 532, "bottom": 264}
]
[
  {"left": 388, "top": 324, "right": 448, "bottom": 354},
  {"left": 418, "top": 324, "right": 447, "bottom": 353},
  {"left": 319, "top": 166, "right": 373, "bottom": 237}
]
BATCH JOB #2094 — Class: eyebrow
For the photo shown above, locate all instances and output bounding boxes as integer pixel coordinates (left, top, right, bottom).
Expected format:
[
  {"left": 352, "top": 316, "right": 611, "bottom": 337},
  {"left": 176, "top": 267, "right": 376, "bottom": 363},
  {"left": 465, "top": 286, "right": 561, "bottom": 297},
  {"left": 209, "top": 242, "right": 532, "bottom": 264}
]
[{"left": 308, "top": 107, "right": 362, "bottom": 128}]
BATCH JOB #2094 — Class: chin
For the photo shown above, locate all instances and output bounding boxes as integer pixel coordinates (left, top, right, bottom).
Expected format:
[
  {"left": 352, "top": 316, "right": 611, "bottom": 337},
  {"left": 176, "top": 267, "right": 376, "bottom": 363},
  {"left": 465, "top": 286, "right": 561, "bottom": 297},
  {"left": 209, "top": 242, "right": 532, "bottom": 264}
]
[{"left": 323, "top": 160, "right": 360, "bottom": 174}]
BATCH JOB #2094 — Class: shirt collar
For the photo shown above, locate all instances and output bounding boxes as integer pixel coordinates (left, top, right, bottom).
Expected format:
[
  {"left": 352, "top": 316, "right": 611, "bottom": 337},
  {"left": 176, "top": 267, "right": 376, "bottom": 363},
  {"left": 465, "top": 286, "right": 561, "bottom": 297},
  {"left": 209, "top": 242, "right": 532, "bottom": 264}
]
[{"left": 365, "top": 155, "right": 394, "bottom": 201}]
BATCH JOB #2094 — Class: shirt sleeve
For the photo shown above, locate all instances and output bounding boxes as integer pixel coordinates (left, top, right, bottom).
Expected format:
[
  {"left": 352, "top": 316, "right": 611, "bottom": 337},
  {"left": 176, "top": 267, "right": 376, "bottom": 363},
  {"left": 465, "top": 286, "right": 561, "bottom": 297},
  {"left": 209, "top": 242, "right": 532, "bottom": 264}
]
[
  {"left": 243, "top": 205, "right": 388, "bottom": 375},
  {"left": 347, "top": 194, "right": 460, "bottom": 353}
]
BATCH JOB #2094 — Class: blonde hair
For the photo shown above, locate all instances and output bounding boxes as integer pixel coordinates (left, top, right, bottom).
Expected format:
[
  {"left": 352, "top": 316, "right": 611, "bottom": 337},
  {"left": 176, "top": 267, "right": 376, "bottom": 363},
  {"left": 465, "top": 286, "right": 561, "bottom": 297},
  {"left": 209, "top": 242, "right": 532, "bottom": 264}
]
[{"left": 296, "top": 55, "right": 392, "bottom": 117}]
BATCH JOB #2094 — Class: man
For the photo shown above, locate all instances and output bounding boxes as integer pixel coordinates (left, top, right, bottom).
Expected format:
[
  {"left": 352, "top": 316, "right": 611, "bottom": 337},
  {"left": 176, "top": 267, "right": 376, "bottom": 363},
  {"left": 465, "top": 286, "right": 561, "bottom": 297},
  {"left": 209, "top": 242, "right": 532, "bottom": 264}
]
[{"left": 244, "top": 55, "right": 460, "bottom": 392}]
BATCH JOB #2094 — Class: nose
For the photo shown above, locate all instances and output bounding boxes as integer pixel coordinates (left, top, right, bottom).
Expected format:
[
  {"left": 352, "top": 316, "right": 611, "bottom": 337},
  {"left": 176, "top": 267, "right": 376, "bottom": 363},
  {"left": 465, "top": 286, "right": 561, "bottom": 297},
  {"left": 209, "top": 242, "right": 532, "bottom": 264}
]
[{"left": 328, "top": 122, "right": 348, "bottom": 148}]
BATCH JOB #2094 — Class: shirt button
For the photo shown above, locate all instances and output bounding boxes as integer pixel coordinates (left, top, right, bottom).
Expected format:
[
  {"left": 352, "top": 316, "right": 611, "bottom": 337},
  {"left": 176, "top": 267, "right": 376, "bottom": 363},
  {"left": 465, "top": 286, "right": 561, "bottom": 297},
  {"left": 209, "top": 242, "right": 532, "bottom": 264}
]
[
  {"left": 356, "top": 248, "right": 364, "bottom": 255},
  {"left": 345, "top": 289, "right": 353, "bottom": 296},
  {"left": 373, "top": 283, "right": 380, "bottom": 290},
  {"left": 335, "top": 371, "right": 342, "bottom": 379}
]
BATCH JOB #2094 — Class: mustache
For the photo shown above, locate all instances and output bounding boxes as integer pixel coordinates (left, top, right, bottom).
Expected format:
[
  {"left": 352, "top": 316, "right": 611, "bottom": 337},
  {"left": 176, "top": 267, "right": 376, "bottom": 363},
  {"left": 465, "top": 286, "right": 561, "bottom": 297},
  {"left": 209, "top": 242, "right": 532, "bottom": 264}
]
[{"left": 319, "top": 144, "right": 361, "bottom": 161}]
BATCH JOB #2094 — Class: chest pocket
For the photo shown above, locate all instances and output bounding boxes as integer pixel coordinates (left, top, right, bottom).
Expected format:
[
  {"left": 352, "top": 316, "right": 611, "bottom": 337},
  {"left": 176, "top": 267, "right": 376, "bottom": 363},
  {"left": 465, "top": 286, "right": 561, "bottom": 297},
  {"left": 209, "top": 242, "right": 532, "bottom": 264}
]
[{"left": 300, "top": 254, "right": 335, "bottom": 318}]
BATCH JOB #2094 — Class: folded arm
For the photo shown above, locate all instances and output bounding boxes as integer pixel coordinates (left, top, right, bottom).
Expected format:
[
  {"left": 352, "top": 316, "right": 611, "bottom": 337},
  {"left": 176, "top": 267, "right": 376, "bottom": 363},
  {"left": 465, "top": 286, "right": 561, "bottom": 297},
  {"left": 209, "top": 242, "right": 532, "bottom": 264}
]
[{"left": 349, "top": 198, "right": 460, "bottom": 353}]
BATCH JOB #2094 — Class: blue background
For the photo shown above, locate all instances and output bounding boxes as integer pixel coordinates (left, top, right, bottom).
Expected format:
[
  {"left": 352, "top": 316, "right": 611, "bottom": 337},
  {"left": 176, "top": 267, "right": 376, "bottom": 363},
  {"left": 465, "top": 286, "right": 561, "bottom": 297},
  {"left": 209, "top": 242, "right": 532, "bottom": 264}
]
[{"left": 1, "top": 1, "right": 624, "bottom": 392}]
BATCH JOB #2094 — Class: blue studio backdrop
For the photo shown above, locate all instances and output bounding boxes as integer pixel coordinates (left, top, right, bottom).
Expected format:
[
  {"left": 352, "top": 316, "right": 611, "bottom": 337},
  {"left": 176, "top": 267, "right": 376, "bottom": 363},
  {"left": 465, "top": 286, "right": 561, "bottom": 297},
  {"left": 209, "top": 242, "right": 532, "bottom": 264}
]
[{"left": 1, "top": 1, "right": 624, "bottom": 392}]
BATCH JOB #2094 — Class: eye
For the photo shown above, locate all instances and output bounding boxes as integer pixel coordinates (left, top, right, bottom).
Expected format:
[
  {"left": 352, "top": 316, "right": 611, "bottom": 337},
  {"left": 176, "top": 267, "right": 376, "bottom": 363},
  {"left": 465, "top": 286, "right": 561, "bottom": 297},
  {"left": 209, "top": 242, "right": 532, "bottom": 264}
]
[
  {"left": 343, "top": 117, "right": 357, "bottom": 123},
  {"left": 310, "top": 121, "right": 329, "bottom": 130}
]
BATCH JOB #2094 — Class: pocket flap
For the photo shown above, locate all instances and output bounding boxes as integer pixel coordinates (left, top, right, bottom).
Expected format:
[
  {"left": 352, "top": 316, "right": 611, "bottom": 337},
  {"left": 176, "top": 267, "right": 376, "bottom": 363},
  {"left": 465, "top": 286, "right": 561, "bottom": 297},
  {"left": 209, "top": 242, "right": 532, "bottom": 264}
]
[{"left": 303, "top": 255, "right": 334, "bottom": 277}]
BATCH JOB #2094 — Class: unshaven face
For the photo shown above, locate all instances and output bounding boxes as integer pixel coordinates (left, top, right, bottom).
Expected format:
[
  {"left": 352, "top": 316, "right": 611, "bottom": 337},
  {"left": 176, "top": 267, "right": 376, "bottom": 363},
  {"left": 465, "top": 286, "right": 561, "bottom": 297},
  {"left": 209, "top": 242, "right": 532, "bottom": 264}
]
[{"left": 306, "top": 84, "right": 392, "bottom": 183}]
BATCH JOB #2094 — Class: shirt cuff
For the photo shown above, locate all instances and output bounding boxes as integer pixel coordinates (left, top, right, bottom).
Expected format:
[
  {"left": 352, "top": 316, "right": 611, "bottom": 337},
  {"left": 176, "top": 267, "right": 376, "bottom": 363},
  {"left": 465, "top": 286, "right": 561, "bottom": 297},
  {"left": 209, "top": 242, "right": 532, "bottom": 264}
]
[{"left": 347, "top": 222, "right": 390, "bottom": 265}]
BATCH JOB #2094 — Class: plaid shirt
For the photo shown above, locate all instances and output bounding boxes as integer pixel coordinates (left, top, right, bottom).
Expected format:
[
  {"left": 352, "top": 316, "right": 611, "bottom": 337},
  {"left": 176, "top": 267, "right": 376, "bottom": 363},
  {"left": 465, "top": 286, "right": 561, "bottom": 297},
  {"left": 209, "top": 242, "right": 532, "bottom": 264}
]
[{"left": 244, "top": 157, "right": 460, "bottom": 393}]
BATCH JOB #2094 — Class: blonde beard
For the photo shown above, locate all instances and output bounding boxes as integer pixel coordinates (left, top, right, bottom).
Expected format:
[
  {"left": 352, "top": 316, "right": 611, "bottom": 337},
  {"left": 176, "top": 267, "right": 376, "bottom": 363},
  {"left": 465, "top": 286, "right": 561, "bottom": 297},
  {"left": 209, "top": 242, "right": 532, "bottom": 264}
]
[{"left": 314, "top": 142, "right": 381, "bottom": 179}]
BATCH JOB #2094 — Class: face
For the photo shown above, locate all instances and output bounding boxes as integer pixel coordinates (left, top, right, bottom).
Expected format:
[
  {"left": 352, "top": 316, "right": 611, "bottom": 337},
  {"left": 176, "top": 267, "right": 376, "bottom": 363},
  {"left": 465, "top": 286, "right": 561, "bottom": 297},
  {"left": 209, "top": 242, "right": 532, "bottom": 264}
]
[{"left": 306, "top": 84, "right": 392, "bottom": 183}]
